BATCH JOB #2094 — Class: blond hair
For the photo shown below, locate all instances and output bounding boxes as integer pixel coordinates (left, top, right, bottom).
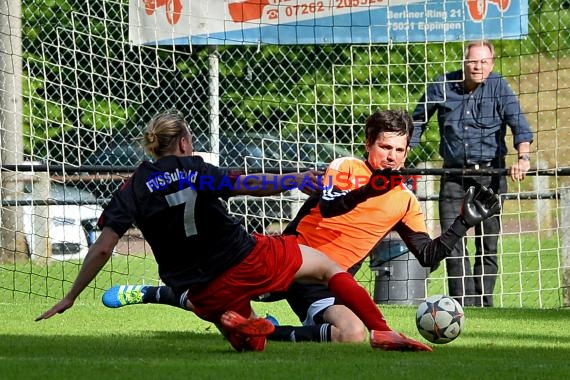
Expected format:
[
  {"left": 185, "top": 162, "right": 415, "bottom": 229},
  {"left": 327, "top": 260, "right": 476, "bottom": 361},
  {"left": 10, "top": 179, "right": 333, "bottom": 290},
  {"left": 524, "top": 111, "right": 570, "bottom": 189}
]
[{"left": 143, "top": 109, "right": 190, "bottom": 158}]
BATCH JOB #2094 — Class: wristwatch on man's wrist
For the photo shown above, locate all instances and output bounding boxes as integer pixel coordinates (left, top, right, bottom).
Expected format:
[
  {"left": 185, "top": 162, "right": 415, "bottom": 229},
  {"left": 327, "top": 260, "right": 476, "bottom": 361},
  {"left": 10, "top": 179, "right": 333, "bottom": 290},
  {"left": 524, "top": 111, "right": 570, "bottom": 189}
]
[{"left": 518, "top": 154, "right": 531, "bottom": 161}]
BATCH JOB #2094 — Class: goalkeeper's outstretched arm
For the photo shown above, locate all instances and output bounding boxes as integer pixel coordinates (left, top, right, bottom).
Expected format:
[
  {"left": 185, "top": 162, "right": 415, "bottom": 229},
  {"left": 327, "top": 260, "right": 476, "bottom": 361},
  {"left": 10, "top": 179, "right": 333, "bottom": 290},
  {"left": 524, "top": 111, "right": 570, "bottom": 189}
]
[{"left": 396, "top": 186, "right": 501, "bottom": 268}]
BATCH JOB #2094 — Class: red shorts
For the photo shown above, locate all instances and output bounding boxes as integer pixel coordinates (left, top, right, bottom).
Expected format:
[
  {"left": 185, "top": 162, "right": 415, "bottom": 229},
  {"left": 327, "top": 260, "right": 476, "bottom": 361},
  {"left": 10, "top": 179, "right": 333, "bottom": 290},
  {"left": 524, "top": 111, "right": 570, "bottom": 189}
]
[{"left": 187, "top": 234, "right": 302, "bottom": 323}]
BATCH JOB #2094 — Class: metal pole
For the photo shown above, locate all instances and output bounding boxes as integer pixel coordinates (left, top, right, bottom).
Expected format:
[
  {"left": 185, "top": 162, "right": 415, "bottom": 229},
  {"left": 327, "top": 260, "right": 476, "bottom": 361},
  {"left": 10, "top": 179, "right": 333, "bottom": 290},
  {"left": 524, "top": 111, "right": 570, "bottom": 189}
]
[
  {"left": 560, "top": 188, "right": 570, "bottom": 307},
  {"left": 535, "top": 159, "right": 553, "bottom": 237},
  {"left": 3, "top": 164, "right": 570, "bottom": 177},
  {"left": 208, "top": 45, "right": 220, "bottom": 166},
  {"left": 414, "top": 161, "right": 437, "bottom": 235},
  {"left": 0, "top": 0, "right": 29, "bottom": 262}
]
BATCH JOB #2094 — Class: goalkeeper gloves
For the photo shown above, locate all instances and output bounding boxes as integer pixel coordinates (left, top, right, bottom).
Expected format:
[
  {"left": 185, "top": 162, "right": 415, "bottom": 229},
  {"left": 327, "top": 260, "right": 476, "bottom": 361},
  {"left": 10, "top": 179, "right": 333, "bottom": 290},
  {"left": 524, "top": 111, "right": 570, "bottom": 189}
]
[{"left": 460, "top": 186, "right": 502, "bottom": 227}]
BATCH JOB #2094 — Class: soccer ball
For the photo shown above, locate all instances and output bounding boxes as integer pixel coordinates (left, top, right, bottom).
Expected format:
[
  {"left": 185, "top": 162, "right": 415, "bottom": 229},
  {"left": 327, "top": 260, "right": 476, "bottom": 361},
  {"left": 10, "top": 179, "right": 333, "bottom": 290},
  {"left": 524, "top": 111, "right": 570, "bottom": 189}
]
[{"left": 416, "top": 294, "right": 465, "bottom": 344}]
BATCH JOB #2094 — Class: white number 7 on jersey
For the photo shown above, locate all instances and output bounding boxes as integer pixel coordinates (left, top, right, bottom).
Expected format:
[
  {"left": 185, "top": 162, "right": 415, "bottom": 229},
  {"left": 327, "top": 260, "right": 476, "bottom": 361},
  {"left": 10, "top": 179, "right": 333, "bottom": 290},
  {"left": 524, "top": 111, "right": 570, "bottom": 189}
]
[{"left": 165, "top": 187, "right": 198, "bottom": 237}]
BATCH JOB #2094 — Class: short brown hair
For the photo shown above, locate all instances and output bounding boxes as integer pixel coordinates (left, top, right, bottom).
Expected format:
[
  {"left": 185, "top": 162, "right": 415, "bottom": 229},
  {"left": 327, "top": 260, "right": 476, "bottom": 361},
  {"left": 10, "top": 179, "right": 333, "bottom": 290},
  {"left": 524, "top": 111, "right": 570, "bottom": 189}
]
[{"left": 364, "top": 110, "right": 414, "bottom": 147}]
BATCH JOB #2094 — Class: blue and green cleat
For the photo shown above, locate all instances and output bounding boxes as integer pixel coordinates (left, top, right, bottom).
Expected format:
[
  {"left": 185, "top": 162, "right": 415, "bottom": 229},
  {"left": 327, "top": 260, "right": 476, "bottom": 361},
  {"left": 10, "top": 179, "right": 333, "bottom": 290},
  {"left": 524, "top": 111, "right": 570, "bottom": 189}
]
[
  {"left": 264, "top": 313, "right": 280, "bottom": 326},
  {"left": 102, "top": 285, "right": 147, "bottom": 308}
]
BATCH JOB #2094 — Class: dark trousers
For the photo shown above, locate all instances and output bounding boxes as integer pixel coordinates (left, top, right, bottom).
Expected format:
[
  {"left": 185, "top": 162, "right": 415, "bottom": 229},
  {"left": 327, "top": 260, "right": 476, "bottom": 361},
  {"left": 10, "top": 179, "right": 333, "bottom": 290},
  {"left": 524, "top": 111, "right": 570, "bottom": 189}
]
[{"left": 439, "top": 174, "right": 506, "bottom": 307}]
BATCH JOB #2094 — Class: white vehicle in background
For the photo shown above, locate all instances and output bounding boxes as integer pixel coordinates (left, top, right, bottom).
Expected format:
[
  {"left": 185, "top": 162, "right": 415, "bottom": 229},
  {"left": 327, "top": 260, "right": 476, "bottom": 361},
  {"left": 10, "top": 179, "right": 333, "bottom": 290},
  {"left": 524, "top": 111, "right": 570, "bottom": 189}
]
[{"left": 21, "top": 183, "right": 103, "bottom": 261}]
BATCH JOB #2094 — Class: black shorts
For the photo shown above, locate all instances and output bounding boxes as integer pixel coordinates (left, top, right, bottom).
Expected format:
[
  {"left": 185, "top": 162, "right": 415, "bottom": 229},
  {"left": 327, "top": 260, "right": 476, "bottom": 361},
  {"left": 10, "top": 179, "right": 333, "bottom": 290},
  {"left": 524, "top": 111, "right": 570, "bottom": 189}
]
[{"left": 256, "top": 282, "right": 337, "bottom": 326}]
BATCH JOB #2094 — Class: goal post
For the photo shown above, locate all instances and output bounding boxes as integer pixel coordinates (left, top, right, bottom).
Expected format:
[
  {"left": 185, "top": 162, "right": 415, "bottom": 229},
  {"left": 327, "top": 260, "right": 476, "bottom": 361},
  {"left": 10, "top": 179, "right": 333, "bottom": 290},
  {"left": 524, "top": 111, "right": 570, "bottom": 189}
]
[{"left": 0, "top": 0, "right": 29, "bottom": 263}]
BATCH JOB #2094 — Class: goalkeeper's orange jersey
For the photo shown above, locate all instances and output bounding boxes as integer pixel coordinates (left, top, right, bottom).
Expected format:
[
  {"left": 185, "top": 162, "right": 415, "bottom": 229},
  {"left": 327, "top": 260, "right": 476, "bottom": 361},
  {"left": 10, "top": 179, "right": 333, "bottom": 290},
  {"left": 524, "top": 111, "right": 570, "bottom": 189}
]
[{"left": 295, "top": 157, "right": 428, "bottom": 271}]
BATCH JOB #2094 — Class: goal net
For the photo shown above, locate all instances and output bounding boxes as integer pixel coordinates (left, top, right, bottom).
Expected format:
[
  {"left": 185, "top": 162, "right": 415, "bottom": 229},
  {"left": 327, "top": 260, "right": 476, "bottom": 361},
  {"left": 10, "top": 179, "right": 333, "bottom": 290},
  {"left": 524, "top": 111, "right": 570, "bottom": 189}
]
[{"left": 1, "top": 0, "right": 569, "bottom": 308}]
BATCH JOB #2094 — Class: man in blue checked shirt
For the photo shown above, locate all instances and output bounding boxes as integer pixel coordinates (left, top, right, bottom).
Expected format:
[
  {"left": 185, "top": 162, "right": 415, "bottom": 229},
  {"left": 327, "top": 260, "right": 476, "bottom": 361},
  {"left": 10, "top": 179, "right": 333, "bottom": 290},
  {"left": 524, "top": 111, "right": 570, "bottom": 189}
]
[{"left": 411, "top": 40, "right": 534, "bottom": 307}]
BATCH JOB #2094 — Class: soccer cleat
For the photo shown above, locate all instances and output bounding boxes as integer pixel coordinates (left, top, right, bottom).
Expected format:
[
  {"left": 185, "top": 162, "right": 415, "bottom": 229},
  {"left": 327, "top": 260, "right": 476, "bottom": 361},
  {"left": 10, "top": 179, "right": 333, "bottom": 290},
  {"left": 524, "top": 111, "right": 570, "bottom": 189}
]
[
  {"left": 370, "top": 330, "right": 433, "bottom": 352},
  {"left": 221, "top": 311, "right": 275, "bottom": 352},
  {"left": 102, "top": 285, "right": 147, "bottom": 308},
  {"left": 220, "top": 311, "right": 276, "bottom": 337},
  {"left": 264, "top": 313, "right": 280, "bottom": 327}
]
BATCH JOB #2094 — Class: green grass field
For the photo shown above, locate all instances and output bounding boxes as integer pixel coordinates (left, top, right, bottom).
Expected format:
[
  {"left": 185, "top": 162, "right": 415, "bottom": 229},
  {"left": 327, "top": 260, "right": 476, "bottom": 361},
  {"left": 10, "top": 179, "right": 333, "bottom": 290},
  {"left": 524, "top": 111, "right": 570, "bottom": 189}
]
[
  {"left": 1, "top": 301, "right": 569, "bottom": 380},
  {"left": 1, "top": 234, "right": 569, "bottom": 379},
  {"left": 2, "top": 234, "right": 564, "bottom": 307}
]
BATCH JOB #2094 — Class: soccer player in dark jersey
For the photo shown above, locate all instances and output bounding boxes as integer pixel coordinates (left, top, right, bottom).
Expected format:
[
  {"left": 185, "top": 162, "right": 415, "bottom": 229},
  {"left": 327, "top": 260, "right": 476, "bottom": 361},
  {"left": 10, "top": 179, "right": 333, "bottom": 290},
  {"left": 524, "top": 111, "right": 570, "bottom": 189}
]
[
  {"left": 35, "top": 109, "right": 435, "bottom": 352},
  {"left": 98, "top": 109, "right": 500, "bottom": 344}
]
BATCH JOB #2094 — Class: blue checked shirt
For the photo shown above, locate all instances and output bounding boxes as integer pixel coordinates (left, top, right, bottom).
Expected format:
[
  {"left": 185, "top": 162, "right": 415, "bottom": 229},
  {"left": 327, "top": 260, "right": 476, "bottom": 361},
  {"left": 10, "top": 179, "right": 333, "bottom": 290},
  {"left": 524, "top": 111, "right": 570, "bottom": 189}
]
[{"left": 411, "top": 70, "right": 533, "bottom": 167}]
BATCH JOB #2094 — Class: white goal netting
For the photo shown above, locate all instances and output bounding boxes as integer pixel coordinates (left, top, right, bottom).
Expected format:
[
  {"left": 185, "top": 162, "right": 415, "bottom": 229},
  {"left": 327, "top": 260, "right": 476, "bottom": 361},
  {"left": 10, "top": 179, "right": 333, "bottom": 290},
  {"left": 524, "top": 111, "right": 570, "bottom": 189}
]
[{"left": 1, "top": 0, "right": 569, "bottom": 308}]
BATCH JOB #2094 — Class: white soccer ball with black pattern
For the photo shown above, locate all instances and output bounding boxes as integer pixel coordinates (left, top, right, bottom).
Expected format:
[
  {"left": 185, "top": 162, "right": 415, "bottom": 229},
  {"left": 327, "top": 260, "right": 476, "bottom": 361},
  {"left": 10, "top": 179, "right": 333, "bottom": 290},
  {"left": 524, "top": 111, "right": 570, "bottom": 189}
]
[{"left": 416, "top": 294, "right": 465, "bottom": 344}]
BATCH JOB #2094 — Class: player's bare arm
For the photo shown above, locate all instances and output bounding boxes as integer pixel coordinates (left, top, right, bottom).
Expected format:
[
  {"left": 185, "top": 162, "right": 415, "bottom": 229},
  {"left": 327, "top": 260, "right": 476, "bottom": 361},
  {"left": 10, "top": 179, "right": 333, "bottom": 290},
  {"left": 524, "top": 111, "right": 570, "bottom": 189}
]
[
  {"left": 35, "top": 227, "right": 119, "bottom": 321},
  {"left": 232, "top": 170, "right": 322, "bottom": 196}
]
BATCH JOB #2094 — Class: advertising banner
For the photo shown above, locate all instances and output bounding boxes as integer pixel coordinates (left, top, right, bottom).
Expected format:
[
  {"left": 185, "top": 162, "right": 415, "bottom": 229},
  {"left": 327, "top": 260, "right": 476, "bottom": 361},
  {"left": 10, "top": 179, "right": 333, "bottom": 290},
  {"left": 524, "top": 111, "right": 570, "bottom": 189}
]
[{"left": 129, "top": 0, "right": 528, "bottom": 45}]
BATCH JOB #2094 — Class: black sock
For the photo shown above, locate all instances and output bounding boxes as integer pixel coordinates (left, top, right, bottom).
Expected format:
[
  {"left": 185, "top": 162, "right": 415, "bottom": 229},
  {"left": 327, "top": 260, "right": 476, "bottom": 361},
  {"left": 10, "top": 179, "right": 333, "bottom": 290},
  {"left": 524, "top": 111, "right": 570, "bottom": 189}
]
[
  {"left": 267, "top": 324, "right": 332, "bottom": 343},
  {"left": 142, "top": 286, "right": 181, "bottom": 308}
]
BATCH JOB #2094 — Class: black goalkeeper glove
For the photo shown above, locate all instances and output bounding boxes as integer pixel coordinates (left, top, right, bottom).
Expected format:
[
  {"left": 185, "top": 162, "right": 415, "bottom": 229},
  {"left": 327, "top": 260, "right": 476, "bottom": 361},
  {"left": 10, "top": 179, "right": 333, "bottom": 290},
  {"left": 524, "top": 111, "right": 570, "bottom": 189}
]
[{"left": 460, "top": 186, "right": 501, "bottom": 228}]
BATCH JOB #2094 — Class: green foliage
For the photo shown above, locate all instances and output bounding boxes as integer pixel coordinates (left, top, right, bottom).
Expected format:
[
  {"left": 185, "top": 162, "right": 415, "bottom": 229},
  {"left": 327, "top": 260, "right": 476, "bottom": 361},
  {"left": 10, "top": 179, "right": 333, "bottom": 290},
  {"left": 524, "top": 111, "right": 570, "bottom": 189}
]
[
  {"left": 21, "top": 0, "right": 75, "bottom": 158},
  {"left": 19, "top": 0, "right": 570, "bottom": 164},
  {"left": 21, "top": 0, "right": 138, "bottom": 162},
  {"left": 78, "top": 99, "right": 134, "bottom": 130},
  {"left": 215, "top": 41, "right": 455, "bottom": 161},
  {"left": 407, "top": 121, "right": 440, "bottom": 165},
  {"left": 22, "top": 74, "right": 73, "bottom": 157},
  {"left": 512, "top": 0, "right": 570, "bottom": 57}
]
